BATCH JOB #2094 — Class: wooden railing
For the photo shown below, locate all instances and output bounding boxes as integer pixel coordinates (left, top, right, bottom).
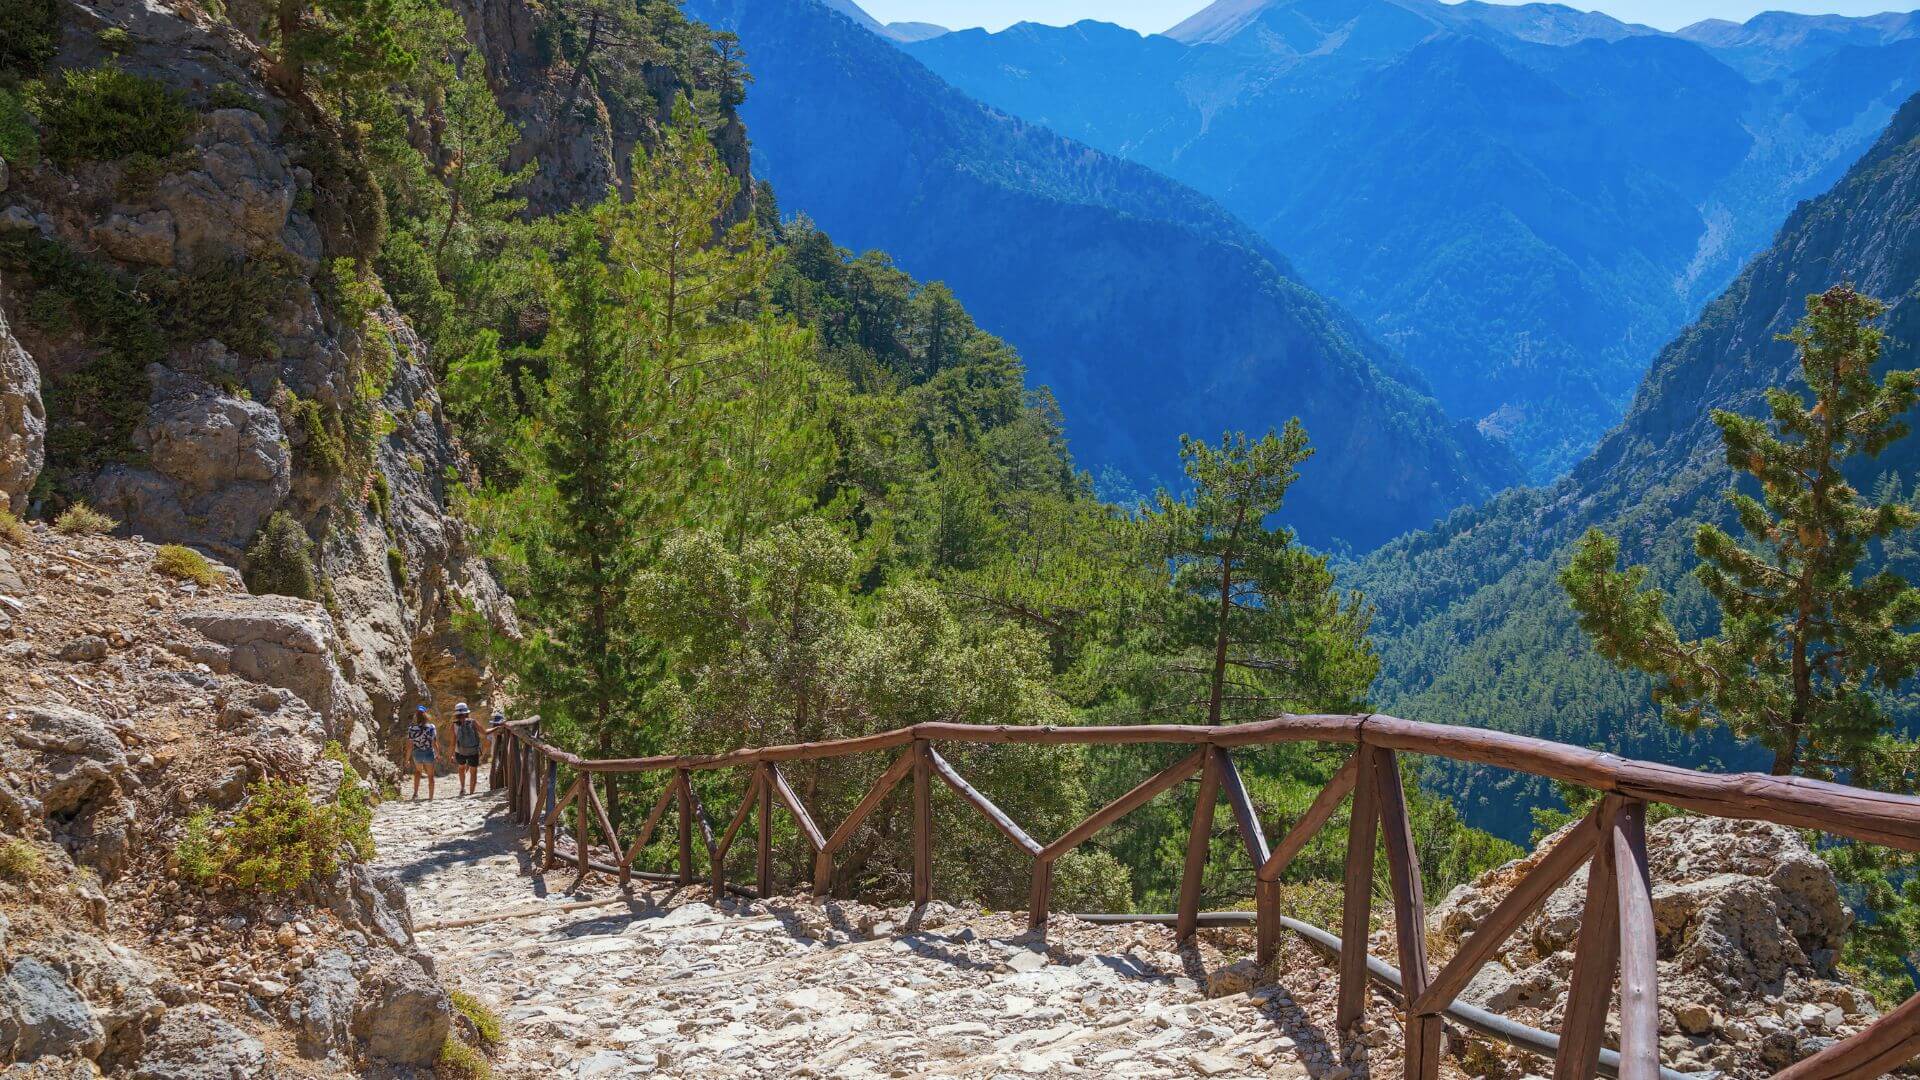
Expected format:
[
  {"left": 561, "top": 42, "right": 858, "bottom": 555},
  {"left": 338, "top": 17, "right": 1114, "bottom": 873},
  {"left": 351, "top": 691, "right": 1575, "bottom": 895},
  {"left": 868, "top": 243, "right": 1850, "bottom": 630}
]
[{"left": 486, "top": 713, "right": 1920, "bottom": 1080}]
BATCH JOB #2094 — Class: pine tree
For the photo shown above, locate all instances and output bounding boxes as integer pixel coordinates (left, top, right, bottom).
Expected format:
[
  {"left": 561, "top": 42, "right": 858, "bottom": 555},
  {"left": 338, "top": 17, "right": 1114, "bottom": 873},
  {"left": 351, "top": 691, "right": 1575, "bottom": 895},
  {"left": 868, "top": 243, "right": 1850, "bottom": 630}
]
[
  {"left": 1145, "top": 424, "right": 1377, "bottom": 725},
  {"left": 1561, "top": 285, "right": 1920, "bottom": 778}
]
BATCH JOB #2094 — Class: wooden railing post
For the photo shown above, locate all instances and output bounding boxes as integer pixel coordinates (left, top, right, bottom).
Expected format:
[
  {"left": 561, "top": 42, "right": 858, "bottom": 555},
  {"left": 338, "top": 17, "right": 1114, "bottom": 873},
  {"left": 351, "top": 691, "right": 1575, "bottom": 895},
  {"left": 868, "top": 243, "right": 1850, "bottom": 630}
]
[
  {"left": 1555, "top": 796, "right": 1625, "bottom": 1080},
  {"left": 676, "top": 768, "right": 694, "bottom": 885},
  {"left": 912, "top": 739, "right": 933, "bottom": 908},
  {"left": 756, "top": 766, "right": 775, "bottom": 899},
  {"left": 1337, "top": 744, "right": 1380, "bottom": 1031},
  {"left": 1176, "top": 749, "right": 1224, "bottom": 944},
  {"left": 1373, "top": 749, "right": 1439, "bottom": 1080},
  {"left": 1612, "top": 801, "right": 1659, "bottom": 1080},
  {"left": 1027, "top": 857, "right": 1053, "bottom": 933}
]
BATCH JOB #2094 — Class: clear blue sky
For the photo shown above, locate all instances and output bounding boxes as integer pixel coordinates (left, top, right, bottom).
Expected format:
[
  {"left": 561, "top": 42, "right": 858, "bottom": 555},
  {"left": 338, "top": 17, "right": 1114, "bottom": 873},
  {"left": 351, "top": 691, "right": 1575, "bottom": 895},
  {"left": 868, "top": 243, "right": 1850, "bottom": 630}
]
[{"left": 857, "top": 0, "right": 1920, "bottom": 33}]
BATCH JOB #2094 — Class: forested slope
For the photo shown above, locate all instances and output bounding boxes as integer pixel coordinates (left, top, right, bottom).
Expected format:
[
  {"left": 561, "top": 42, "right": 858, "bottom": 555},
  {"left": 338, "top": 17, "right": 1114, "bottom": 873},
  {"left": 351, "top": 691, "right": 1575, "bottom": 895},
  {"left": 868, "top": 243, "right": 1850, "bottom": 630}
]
[
  {"left": 1348, "top": 93, "right": 1920, "bottom": 841},
  {"left": 686, "top": 0, "right": 1519, "bottom": 551}
]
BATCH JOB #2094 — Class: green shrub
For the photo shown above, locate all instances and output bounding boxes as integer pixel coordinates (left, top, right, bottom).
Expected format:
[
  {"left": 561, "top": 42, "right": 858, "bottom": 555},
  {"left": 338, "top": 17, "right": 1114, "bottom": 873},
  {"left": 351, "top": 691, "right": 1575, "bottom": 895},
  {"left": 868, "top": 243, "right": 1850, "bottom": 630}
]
[
  {"left": 243, "top": 512, "right": 318, "bottom": 600},
  {"left": 53, "top": 501, "right": 115, "bottom": 535},
  {"left": 0, "top": 0, "right": 60, "bottom": 81},
  {"left": 322, "top": 740, "right": 376, "bottom": 856},
  {"left": 387, "top": 545, "right": 407, "bottom": 588},
  {"left": 32, "top": 64, "right": 192, "bottom": 165},
  {"left": 153, "top": 253, "right": 296, "bottom": 359},
  {"left": 369, "top": 470, "right": 391, "bottom": 520},
  {"left": 0, "top": 838, "right": 44, "bottom": 882},
  {"left": 204, "top": 82, "right": 263, "bottom": 115},
  {"left": 450, "top": 990, "right": 503, "bottom": 1047},
  {"left": 0, "top": 87, "right": 38, "bottom": 167},
  {"left": 173, "top": 778, "right": 371, "bottom": 893},
  {"left": 174, "top": 807, "right": 219, "bottom": 885},
  {"left": 153, "top": 544, "right": 219, "bottom": 586},
  {"left": 0, "top": 508, "right": 28, "bottom": 545},
  {"left": 95, "top": 26, "right": 131, "bottom": 52},
  {"left": 437, "top": 1036, "right": 491, "bottom": 1080}
]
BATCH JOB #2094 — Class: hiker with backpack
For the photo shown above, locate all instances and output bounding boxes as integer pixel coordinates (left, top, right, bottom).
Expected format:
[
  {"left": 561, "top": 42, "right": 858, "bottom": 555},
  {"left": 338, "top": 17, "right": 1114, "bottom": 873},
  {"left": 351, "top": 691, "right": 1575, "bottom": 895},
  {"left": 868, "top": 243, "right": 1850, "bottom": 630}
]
[
  {"left": 452, "top": 702, "right": 483, "bottom": 796},
  {"left": 407, "top": 704, "right": 438, "bottom": 801}
]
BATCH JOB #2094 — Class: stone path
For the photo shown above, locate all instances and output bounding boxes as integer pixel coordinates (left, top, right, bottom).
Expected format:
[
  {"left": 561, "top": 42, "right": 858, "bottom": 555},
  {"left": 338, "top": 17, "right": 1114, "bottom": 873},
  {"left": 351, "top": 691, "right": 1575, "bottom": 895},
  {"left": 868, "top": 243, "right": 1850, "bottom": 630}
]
[{"left": 372, "top": 790, "right": 1410, "bottom": 1080}]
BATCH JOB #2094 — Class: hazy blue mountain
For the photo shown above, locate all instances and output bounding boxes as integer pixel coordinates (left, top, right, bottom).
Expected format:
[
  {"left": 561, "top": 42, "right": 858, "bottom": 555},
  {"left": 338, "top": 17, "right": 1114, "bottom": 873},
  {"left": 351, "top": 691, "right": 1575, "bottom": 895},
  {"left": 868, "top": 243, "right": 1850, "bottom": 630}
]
[
  {"left": 902, "top": 2, "right": 1920, "bottom": 480},
  {"left": 886, "top": 21, "right": 950, "bottom": 41},
  {"left": 685, "top": 0, "right": 1520, "bottom": 550},
  {"left": 1343, "top": 94, "right": 1920, "bottom": 840}
]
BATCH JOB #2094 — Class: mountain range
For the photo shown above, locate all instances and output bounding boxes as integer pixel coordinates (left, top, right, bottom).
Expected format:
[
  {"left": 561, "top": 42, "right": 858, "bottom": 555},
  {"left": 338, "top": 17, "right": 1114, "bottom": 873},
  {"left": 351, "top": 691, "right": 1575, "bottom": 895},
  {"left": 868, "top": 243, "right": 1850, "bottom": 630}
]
[
  {"left": 687, "top": 0, "right": 1521, "bottom": 550},
  {"left": 902, "top": 0, "right": 1920, "bottom": 478},
  {"left": 1345, "top": 90, "right": 1920, "bottom": 841}
]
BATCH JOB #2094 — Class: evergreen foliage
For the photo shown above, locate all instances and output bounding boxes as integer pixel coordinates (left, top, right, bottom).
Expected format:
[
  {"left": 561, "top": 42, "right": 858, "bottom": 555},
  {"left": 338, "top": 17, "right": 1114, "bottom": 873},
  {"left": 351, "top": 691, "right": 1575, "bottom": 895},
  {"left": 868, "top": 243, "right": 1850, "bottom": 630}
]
[
  {"left": 245, "top": 512, "right": 319, "bottom": 601},
  {"left": 29, "top": 65, "right": 193, "bottom": 165}
]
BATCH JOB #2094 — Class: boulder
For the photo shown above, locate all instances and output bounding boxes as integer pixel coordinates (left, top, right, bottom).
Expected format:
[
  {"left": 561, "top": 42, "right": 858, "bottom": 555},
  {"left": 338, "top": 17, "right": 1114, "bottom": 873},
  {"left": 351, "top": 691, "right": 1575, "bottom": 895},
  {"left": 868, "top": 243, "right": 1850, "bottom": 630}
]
[
  {"left": 0, "top": 956, "right": 106, "bottom": 1063},
  {"left": 351, "top": 952, "right": 449, "bottom": 1065},
  {"left": 9, "top": 706, "right": 128, "bottom": 818},
  {"left": 128, "top": 1004, "right": 266, "bottom": 1079},
  {"left": 154, "top": 110, "right": 299, "bottom": 266},
  {"left": 178, "top": 596, "right": 371, "bottom": 745},
  {"left": 286, "top": 948, "right": 357, "bottom": 1059},
  {"left": 90, "top": 211, "right": 178, "bottom": 268},
  {"left": 92, "top": 368, "right": 291, "bottom": 559},
  {"left": 0, "top": 297, "right": 44, "bottom": 515}
]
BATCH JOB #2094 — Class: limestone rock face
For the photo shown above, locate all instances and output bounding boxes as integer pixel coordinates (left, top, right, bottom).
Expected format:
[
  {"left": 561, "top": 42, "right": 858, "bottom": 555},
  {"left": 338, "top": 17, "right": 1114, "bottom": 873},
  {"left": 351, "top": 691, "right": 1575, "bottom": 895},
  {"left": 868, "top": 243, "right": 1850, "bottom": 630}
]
[
  {"left": 0, "top": 956, "right": 106, "bottom": 1063},
  {"left": 92, "top": 368, "right": 291, "bottom": 561},
  {"left": 352, "top": 951, "right": 450, "bottom": 1064},
  {"left": 154, "top": 109, "right": 311, "bottom": 267},
  {"left": 127, "top": 1004, "right": 267, "bottom": 1080},
  {"left": 1432, "top": 815, "right": 1871, "bottom": 1079},
  {"left": 177, "top": 595, "right": 374, "bottom": 756},
  {"left": 0, "top": 297, "right": 44, "bottom": 514},
  {"left": 5, "top": 706, "right": 135, "bottom": 881}
]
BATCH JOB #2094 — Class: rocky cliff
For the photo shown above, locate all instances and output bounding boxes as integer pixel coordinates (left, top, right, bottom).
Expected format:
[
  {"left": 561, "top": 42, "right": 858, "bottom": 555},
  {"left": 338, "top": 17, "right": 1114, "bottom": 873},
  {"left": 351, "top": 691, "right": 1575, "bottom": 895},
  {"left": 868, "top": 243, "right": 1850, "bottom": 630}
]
[
  {"left": 1, "top": 527, "right": 452, "bottom": 1074},
  {"left": 0, "top": 0, "right": 516, "bottom": 762}
]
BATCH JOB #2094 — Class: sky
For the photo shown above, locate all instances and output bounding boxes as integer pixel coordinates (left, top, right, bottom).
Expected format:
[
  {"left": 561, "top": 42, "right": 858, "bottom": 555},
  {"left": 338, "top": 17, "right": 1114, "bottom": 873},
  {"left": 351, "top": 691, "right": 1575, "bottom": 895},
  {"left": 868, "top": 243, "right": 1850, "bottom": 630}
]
[{"left": 856, "top": 0, "right": 1920, "bottom": 34}]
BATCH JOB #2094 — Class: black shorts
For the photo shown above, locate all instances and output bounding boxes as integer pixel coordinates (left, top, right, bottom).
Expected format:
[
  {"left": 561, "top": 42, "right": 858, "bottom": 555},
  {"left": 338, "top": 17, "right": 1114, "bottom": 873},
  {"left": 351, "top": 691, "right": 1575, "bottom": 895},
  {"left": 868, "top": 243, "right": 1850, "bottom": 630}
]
[{"left": 455, "top": 751, "right": 480, "bottom": 767}]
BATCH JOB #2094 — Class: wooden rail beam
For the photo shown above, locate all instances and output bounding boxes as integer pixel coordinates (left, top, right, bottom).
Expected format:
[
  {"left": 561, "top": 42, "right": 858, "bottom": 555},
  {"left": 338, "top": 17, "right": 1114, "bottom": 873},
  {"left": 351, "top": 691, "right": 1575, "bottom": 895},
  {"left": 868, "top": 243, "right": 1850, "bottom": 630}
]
[
  {"left": 1415, "top": 800, "right": 1604, "bottom": 1016},
  {"left": 1215, "top": 748, "right": 1270, "bottom": 867},
  {"left": 815, "top": 750, "right": 916, "bottom": 896},
  {"left": 1775, "top": 991, "right": 1920, "bottom": 1078},
  {"left": 713, "top": 768, "right": 763, "bottom": 898},
  {"left": 1258, "top": 754, "right": 1360, "bottom": 965},
  {"left": 768, "top": 765, "right": 827, "bottom": 852},
  {"left": 620, "top": 780, "right": 678, "bottom": 886},
  {"left": 1041, "top": 748, "right": 1207, "bottom": 862},
  {"left": 927, "top": 746, "right": 1041, "bottom": 856}
]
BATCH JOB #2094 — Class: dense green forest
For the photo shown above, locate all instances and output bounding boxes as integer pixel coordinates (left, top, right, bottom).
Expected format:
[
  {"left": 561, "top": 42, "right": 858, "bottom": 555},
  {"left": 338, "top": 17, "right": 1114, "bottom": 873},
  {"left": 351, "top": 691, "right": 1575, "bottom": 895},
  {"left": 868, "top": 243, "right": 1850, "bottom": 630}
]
[{"left": 91, "top": 0, "right": 1520, "bottom": 917}]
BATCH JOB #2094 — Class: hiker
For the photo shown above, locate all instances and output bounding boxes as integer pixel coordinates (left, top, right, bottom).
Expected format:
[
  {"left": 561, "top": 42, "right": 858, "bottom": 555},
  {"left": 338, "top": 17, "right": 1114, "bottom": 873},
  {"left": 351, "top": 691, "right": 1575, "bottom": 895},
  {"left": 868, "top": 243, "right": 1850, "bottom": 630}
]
[
  {"left": 452, "top": 702, "right": 483, "bottom": 796},
  {"left": 407, "top": 705, "right": 438, "bottom": 801}
]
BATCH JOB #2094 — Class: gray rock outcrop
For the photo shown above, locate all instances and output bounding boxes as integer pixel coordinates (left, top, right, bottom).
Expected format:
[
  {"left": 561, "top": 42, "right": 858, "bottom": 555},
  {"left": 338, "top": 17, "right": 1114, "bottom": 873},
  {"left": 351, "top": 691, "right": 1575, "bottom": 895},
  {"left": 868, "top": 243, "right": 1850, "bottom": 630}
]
[
  {"left": 1432, "top": 815, "right": 1873, "bottom": 1078},
  {"left": 127, "top": 1004, "right": 267, "bottom": 1080},
  {"left": 0, "top": 296, "right": 43, "bottom": 515}
]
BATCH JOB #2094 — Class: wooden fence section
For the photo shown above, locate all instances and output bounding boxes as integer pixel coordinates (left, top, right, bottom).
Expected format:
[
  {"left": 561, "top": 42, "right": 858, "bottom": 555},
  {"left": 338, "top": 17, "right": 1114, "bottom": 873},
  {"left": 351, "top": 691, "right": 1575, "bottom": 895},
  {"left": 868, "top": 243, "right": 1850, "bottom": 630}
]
[{"left": 485, "top": 714, "right": 1920, "bottom": 1080}]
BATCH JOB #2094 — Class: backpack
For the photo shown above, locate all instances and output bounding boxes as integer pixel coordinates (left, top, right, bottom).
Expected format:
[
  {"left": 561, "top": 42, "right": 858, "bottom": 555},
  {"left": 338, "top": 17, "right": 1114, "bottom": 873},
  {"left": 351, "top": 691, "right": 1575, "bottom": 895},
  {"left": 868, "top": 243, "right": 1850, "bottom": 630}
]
[{"left": 455, "top": 718, "right": 481, "bottom": 754}]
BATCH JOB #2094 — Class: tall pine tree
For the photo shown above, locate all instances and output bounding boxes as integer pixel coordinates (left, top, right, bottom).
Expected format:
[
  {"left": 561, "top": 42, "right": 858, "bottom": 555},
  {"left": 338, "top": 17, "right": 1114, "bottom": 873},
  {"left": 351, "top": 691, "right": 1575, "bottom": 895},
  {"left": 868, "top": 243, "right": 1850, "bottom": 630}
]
[{"left": 1562, "top": 285, "right": 1920, "bottom": 778}]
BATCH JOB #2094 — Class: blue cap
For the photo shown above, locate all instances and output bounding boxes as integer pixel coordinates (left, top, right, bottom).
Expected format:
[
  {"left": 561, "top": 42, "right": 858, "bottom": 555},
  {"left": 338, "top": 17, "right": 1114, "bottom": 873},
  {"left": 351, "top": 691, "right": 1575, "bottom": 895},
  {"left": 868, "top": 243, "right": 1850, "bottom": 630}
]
[{"left": 416, "top": 704, "right": 428, "bottom": 713}]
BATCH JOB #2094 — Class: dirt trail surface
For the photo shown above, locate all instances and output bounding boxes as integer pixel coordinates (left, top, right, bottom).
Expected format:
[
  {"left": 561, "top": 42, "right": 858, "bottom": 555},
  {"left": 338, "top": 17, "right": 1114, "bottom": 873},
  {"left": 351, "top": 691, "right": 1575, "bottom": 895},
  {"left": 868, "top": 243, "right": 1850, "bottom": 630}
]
[{"left": 372, "top": 791, "right": 1441, "bottom": 1080}]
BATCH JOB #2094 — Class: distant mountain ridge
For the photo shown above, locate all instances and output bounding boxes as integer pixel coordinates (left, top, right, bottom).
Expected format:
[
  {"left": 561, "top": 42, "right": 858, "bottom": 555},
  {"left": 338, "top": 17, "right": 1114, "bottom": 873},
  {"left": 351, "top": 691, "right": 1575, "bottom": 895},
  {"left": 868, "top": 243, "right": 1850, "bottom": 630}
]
[
  {"left": 687, "top": 0, "right": 1521, "bottom": 550},
  {"left": 899, "top": 0, "right": 1920, "bottom": 480},
  {"left": 1343, "top": 92, "right": 1920, "bottom": 840}
]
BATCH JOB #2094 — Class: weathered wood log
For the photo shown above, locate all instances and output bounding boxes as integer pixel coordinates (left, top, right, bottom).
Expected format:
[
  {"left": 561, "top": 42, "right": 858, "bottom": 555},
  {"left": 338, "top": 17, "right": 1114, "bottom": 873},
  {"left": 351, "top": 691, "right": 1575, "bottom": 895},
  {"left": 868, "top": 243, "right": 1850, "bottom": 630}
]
[
  {"left": 768, "top": 765, "right": 826, "bottom": 851},
  {"left": 1338, "top": 745, "right": 1380, "bottom": 1031},
  {"left": 1415, "top": 800, "right": 1604, "bottom": 1017},
  {"left": 912, "top": 740, "right": 933, "bottom": 907},
  {"left": 927, "top": 746, "right": 1041, "bottom": 856},
  {"left": 1257, "top": 755, "right": 1359, "bottom": 883},
  {"left": 713, "top": 769, "right": 762, "bottom": 898},
  {"left": 1041, "top": 748, "right": 1207, "bottom": 862},
  {"left": 1613, "top": 802, "right": 1659, "bottom": 1080},
  {"left": 1176, "top": 751, "right": 1224, "bottom": 943},
  {"left": 1028, "top": 857, "right": 1054, "bottom": 932},
  {"left": 585, "top": 778, "right": 619, "bottom": 864},
  {"left": 1555, "top": 797, "right": 1625, "bottom": 1080},
  {"left": 815, "top": 751, "right": 916, "bottom": 896},
  {"left": 1215, "top": 748, "right": 1270, "bottom": 867},
  {"left": 1373, "top": 749, "right": 1440, "bottom": 1080},
  {"left": 621, "top": 781, "right": 678, "bottom": 884},
  {"left": 675, "top": 769, "right": 694, "bottom": 885},
  {"left": 757, "top": 769, "right": 774, "bottom": 899},
  {"left": 570, "top": 774, "right": 590, "bottom": 892}
]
